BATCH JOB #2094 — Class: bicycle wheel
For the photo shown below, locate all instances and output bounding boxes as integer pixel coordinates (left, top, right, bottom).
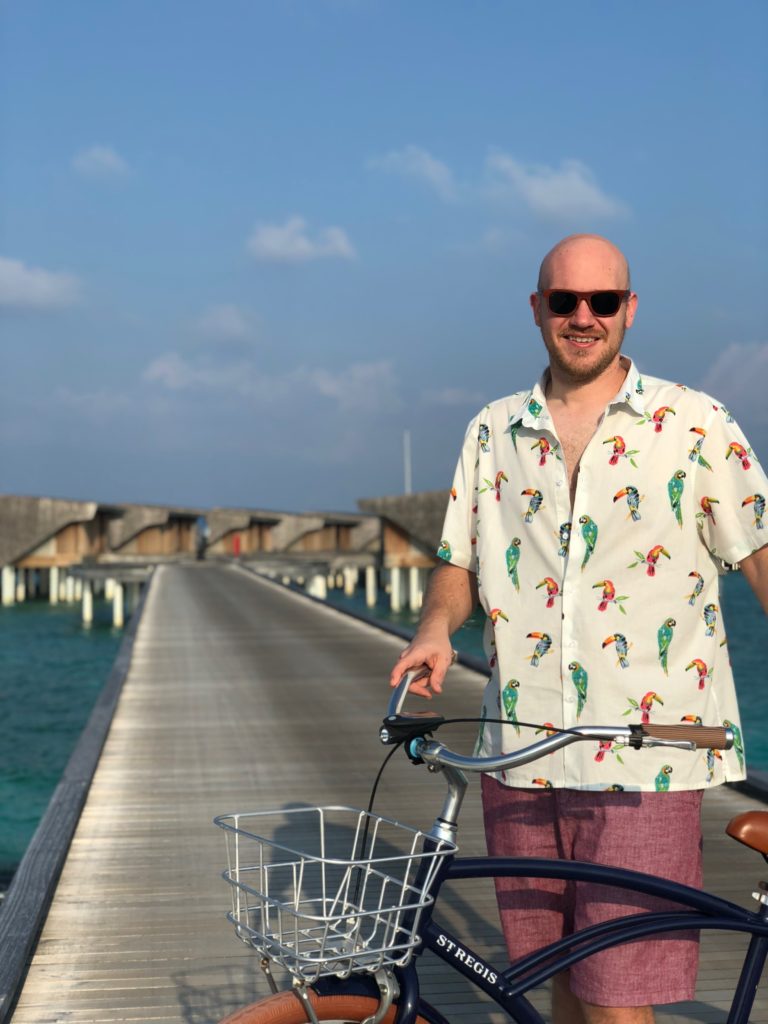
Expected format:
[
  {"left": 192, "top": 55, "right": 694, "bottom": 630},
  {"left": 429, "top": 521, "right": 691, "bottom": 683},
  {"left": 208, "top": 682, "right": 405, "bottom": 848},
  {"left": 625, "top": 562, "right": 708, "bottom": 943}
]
[{"left": 219, "top": 988, "right": 432, "bottom": 1023}]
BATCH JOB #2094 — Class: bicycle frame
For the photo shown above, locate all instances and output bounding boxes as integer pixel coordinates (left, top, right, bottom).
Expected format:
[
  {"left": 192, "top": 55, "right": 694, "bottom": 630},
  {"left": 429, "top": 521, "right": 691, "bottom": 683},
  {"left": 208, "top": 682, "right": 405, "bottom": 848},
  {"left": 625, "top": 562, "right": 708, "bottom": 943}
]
[{"left": 316, "top": 851, "right": 768, "bottom": 1024}]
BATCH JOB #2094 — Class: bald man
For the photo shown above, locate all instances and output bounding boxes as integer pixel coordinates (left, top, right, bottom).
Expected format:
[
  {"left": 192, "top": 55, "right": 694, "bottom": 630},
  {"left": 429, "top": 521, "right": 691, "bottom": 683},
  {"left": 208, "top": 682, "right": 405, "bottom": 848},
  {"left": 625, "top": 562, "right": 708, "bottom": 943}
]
[{"left": 391, "top": 235, "right": 768, "bottom": 1023}]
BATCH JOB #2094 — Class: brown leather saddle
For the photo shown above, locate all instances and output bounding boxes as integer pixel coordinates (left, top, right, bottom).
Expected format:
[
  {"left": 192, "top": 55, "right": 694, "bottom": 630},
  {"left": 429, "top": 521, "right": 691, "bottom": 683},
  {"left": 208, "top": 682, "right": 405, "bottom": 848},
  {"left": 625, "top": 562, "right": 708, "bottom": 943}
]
[{"left": 727, "top": 811, "right": 768, "bottom": 856}]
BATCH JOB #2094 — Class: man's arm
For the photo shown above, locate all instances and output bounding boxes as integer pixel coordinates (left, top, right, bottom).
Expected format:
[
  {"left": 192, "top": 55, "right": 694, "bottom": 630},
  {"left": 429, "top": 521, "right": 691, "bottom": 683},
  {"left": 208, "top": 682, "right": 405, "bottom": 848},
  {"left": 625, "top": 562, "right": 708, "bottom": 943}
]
[
  {"left": 739, "top": 543, "right": 768, "bottom": 615},
  {"left": 388, "top": 561, "right": 478, "bottom": 699}
]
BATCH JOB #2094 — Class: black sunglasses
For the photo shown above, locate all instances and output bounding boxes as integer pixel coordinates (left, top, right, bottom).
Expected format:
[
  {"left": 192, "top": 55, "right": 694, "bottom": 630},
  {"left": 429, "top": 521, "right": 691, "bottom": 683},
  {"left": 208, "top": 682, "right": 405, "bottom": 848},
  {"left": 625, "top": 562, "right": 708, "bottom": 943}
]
[{"left": 541, "top": 289, "right": 630, "bottom": 318}]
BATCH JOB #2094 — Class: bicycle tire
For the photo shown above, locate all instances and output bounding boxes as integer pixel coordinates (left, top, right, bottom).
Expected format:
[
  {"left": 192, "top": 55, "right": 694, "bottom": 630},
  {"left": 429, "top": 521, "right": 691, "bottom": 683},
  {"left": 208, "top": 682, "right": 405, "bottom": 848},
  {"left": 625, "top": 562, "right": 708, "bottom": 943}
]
[{"left": 219, "top": 989, "right": 432, "bottom": 1023}]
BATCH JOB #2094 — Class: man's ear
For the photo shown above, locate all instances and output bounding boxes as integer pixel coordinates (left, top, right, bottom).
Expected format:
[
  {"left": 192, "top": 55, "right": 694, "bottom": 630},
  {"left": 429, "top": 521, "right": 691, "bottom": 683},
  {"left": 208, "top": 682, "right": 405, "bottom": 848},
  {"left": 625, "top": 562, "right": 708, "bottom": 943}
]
[
  {"left": 530, "top": 292, "right": 542, "bottom": 327},
  {"left": 625, "top": 292, "right": 638, "bottom": 329}
]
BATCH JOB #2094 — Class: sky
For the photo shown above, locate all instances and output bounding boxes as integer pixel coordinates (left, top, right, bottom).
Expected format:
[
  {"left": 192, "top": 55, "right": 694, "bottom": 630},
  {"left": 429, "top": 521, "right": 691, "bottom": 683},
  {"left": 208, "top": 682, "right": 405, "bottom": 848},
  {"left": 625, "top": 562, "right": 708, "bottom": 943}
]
[{"left": 1, "top": 0, "right": 767, "bottom": 514}]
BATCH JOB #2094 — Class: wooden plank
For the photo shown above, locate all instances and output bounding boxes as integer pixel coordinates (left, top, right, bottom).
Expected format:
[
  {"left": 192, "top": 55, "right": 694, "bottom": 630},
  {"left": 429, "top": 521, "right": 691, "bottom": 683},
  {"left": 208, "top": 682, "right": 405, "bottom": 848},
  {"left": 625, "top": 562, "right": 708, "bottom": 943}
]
[{"left": 10, "top": 564, "right": 768, "bottom": 1022}]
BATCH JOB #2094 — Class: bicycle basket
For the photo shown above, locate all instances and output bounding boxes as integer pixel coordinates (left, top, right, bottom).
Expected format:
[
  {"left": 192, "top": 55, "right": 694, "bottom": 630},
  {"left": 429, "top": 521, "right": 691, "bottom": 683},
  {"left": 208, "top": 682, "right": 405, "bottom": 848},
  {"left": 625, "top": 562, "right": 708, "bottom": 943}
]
[{"left": 214, "top": 805, "right": 456, "bottom": 981}]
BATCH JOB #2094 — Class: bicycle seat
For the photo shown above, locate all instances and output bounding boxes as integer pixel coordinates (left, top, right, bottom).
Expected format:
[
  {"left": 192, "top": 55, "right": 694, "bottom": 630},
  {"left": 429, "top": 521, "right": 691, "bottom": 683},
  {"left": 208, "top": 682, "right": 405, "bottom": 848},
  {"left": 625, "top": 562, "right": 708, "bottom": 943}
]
[{"left": 726, "top": 811, "right": 768, "bottom": 855}]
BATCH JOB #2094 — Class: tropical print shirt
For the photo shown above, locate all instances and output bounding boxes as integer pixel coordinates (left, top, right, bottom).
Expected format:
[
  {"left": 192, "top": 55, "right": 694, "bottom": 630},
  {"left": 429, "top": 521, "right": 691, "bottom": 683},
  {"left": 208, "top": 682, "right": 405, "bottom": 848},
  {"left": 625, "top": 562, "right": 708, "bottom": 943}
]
[{"left": 439, "top": 358, "right": 766, "bottom": 791}]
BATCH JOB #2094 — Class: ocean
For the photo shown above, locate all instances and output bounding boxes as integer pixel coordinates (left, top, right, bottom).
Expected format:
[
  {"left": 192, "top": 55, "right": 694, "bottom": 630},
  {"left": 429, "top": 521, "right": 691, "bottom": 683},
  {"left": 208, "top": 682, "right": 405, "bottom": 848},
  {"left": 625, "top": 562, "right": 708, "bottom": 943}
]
[
  {"left": 0, "top": 599, "right": 123, "bottom": 889},
  {"left": 0, "top": 570, "right": 763, "bottom": 891}
]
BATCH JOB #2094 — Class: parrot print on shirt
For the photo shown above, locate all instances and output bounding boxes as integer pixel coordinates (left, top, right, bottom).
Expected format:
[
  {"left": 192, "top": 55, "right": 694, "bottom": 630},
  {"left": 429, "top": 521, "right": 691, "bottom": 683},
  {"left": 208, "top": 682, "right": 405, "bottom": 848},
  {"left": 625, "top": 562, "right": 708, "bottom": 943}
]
[
  {"left": 502, "top": 680, "right": 521, "bottom": 735},
  {"left": 579, "top": 515, "right": 598, "bottom": 570},
  {"left": 657, "top": 618, "right": 676, "bottom": 675},
  {"left": 667, "top": 470, "right": 686, "bottom": 528}
]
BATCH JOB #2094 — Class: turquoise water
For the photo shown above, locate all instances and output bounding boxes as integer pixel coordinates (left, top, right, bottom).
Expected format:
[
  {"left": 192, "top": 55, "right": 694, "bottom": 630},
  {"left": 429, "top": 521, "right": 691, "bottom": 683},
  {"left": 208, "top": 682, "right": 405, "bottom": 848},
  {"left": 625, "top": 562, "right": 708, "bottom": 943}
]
[
  {"left": 326, "top": 571, "right": 767, "bottom": 768},
  {"left": 0, "top": 600, "right": 123, "bottom": 888}
]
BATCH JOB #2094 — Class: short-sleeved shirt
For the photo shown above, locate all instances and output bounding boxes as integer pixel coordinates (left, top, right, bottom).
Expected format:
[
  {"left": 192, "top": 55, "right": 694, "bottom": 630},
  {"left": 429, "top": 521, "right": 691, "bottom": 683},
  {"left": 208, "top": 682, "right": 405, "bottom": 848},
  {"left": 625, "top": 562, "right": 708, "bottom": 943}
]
[{"left": 439, "top": 357, "right": 767, "bottom": 791}]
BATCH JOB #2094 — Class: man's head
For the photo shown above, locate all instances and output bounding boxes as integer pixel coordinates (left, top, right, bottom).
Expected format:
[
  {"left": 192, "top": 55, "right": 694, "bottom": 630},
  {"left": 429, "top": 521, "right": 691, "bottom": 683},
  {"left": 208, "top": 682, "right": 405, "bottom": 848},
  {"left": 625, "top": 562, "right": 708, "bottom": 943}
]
[{"left": 530, "top": 234, "right": 637, "bottom": 385}]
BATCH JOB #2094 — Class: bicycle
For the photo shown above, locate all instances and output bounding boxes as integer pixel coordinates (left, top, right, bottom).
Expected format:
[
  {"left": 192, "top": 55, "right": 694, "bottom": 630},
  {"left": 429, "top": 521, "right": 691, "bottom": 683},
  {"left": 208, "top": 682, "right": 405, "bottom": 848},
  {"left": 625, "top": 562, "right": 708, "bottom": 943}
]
[{"left": 213, "top": 671, "right": 768, "bottom": 1023}]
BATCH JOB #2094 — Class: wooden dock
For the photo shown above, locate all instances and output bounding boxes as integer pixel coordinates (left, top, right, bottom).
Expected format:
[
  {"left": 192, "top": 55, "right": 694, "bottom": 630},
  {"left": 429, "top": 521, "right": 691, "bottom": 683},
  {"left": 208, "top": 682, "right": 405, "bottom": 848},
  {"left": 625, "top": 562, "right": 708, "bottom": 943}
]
[{"left": 10, "top": 564, "right": 768, "bottom": 1022}]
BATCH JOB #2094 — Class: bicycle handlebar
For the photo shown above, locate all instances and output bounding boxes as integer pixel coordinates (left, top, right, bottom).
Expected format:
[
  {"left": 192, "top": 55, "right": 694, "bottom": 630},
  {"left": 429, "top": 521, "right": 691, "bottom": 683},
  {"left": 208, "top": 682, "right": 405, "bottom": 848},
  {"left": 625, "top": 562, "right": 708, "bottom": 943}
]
[{"left": 385, "top": 671, "right": 733, "bottom": 774}]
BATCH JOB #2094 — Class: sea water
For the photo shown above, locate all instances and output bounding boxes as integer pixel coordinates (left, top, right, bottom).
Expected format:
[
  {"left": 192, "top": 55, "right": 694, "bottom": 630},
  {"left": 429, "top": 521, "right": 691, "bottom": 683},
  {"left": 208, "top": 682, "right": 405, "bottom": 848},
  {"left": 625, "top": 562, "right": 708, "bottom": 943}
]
[{"left": 0, "top": 600, "right": 123, "bottom": 889}]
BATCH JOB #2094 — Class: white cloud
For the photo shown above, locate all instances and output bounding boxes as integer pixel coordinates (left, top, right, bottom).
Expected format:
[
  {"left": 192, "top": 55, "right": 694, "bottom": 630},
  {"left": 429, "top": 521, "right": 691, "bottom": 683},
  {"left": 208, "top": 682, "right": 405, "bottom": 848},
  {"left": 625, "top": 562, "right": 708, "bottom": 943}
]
[
  {"left": 0, "top": 256, "right": 81, "bottom": 309},
  {"left": 194, "top": 304, "right": 255, "bottom": 342},
  {"left": 424, "top": 386, "right": 485, "bottom": 407},
  {"left": 697, "top": 343, "right": 768, "bottom": 425},
  {"left": 370, "top": 145, "right": 457, "bottom": 202},
  {"left": 72, "top": 144, "right": 130, "bottom": 178},
  {"left": 485, "top": 153, "right": 629, "bottom": 221},
  {"left": 247, "top": 216, "right": 356, "bottom": 263},
  {"left": 143, "top": 352, "right": 397, "bottom": 414},
  {"left": 296, "top": 360, "right": 398, "bottom": 413}
]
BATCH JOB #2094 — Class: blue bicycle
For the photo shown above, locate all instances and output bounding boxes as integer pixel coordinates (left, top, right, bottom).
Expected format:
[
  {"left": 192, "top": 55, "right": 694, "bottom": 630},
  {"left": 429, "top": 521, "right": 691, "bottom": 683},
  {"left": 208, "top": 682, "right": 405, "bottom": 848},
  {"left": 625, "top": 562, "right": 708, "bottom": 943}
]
[{"left": 214, "top": 674, "right": 768, "bottom": 1023}]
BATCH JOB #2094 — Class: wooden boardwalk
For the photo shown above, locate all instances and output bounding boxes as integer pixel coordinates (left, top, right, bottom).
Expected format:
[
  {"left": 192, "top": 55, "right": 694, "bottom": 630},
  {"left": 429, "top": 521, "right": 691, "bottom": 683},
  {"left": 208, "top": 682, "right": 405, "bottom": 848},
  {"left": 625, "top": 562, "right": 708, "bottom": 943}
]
[{"left": 11, "top": 564, "right": 768, "bottom": 1023}]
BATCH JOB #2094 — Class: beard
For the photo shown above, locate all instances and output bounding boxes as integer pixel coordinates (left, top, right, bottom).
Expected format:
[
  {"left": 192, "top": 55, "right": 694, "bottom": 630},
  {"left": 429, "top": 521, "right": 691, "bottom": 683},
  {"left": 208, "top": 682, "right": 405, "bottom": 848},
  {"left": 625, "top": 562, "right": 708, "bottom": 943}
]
[{"left": 542, "top": 318, "right": 627, "bottom": 384}]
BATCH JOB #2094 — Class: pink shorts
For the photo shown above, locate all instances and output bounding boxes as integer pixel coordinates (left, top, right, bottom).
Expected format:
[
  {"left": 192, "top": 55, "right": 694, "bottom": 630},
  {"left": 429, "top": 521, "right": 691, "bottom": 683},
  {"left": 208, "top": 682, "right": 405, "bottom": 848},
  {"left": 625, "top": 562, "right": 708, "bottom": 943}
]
[{"left": 481, "top": 775, "right": 703, "bottom": 1006}]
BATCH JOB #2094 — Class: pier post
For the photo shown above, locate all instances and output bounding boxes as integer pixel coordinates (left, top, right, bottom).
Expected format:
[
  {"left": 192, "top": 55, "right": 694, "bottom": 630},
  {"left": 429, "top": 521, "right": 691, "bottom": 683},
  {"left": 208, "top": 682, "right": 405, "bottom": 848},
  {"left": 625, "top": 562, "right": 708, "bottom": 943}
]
[
  {"left": 59, "top": 575, "right": 67, "bottom": 602},
  {"left": 49, "top": 566, "right": 59, "bottom": 605},
  {"left": 113, "top": 582, "right": 125, "bottom": 628},
  {"left": 105, "top": 577, "right": 115, "bottom": 600},
  {"left": 1, "top": 566, "right": 15, "bottom": 606},
  {"left": 82, "top": 580, "right": 94, "bottom": 626},
  {"left": 65, "top": 575, "right": 75, "bottom": 603},
  {"left": 365, "top": 566, "right": 377, "bottom": 608},
  {"left": 15, "top": 570, "right": 26, "bottom": 603},
  {"left": 409, "top": 566, "right": 423, "bottom": 611},
  {"left": 390, "top": 567, "right": 402, "bottom": 613},
  {"left": 326, "top": 573, "right": 334, "bottom": 589},
  {"left": 343, "top": 567, "right": 357, "bottom": 596},
  {"left": 74, "top": 578, "right": 83, "bottom": 601},
  {"left": 308, "top": 574, "right": 327, "bottom": 599}
]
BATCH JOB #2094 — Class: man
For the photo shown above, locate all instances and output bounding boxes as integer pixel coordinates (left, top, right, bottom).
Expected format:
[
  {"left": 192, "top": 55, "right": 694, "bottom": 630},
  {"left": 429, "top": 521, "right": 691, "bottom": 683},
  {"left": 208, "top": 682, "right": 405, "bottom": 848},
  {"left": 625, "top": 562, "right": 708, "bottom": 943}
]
[{"left": 390, "top": 234, "right": 768, "bottom": 1023}]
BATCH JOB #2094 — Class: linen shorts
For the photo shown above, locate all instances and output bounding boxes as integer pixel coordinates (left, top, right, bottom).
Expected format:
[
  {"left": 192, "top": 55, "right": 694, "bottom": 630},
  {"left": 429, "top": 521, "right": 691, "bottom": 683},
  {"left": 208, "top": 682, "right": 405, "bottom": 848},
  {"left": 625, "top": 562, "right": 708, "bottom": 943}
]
[{"left": 481, "top": 774, "right": 704, "bottom": 1006}]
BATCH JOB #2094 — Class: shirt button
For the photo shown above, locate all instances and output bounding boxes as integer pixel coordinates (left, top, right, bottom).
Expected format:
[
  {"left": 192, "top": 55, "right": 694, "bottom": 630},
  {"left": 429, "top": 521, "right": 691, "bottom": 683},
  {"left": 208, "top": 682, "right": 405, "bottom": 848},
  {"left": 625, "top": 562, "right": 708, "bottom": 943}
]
[{"left": 556, "top": 481, "right": 563, "bottom": 488}]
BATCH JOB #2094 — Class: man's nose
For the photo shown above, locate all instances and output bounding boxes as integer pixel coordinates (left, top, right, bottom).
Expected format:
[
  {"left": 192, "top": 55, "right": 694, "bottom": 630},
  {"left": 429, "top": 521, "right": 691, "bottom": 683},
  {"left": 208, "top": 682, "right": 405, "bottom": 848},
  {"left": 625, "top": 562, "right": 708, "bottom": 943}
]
[{"left": 569, "top": 298, "right": 594, "bottom": 327}]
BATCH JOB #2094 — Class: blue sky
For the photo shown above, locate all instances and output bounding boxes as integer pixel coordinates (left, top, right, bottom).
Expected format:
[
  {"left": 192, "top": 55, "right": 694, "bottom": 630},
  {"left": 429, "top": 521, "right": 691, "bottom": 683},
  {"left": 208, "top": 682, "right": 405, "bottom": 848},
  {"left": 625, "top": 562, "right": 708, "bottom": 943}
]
[{"left": 2, "top": 0, "right": 766, "bottom": 512}]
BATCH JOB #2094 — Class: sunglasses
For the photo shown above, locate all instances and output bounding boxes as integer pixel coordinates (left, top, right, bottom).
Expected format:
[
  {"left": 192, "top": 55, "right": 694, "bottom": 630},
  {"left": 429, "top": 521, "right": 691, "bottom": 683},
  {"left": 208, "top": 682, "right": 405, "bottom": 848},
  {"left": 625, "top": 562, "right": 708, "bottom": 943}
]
[{"left": 541, "top": 289, "right": 630, "bottom": 318}]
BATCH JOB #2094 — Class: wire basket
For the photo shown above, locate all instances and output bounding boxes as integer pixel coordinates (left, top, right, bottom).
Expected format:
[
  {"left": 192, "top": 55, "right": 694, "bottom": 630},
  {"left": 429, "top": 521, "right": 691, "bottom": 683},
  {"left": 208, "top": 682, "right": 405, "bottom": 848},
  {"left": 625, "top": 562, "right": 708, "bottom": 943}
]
[{"left": 214, "top": 805, "right": 456, "bottom": 981}]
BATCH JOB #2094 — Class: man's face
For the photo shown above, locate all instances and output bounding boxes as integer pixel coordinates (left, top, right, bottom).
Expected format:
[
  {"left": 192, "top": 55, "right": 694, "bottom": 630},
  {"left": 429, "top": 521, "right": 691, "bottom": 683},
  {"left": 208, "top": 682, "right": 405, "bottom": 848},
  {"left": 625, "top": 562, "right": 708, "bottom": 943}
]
[{"left": 530, "top": 240, "right": 638, "bottom": 385}]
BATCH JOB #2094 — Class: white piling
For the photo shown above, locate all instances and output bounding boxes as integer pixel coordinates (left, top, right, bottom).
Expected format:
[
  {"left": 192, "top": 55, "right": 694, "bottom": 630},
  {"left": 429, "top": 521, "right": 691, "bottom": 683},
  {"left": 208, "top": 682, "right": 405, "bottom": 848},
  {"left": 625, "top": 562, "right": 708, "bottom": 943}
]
[
  {"left": 105, "top": 577, "right": 115, "bottom": 600},
  {"left": 74, "top": 578, "right": 83, "bottom": 601},
  {"left": 308, "top": 574, "right": 328, "bottom": 599},
  {"left": 343, "top": 567, "right": 357, "bottom": 596},
  {"left": 1, "top": 566, "right": 15, "bottom": 607},
  {"left": 82, "top": 580, "right": 93, "bottom": 626},
  {"left": 59, "top": 576, "right": 67, "bottom": 602},
  {"left": 409, "top": 566, "right": 423, "bottom": 611},
  {"left": 15, "top": 571, "right": 26, "bottom": 603},
  {"left": 113, "top": 582, "right": 124, "bottom": 628},
  {"left": 49, "top": 566, "right": 59, "bottom": 605},
  {"left": 326, "top": 574, "right": 335, "bottom": 589},
  {"left": 65, "top": 575, "right": 75, "bottom": 603},
  {"left": 365, "top": 566, "right": 377, "bottom": 608},
  {"left": 390, "top": 567, "right": 402, "bottom": 613}
]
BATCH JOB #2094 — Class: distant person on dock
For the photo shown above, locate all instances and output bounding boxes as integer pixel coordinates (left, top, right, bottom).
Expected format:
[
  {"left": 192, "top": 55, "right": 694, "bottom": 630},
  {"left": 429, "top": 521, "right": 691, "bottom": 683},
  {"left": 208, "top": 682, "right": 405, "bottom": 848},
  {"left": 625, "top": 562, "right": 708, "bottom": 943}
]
[{"left": 390, "top": 234, "right": 768, "bottom": 1024}]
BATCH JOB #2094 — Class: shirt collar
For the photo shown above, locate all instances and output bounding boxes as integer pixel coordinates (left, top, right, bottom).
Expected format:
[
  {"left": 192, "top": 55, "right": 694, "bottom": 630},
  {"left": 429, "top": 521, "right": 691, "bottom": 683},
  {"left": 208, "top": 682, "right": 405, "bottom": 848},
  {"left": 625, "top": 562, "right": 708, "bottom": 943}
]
[{"left": 510, "top": 356, "right": 646, "bottom": 428}]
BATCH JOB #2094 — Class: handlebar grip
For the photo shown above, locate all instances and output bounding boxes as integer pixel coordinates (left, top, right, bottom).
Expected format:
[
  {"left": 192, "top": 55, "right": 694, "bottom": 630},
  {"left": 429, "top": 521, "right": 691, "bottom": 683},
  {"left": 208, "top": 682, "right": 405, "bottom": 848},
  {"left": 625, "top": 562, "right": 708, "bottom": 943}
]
[{"left": 641, "top": 724, "right": 733, "bottom": 750}]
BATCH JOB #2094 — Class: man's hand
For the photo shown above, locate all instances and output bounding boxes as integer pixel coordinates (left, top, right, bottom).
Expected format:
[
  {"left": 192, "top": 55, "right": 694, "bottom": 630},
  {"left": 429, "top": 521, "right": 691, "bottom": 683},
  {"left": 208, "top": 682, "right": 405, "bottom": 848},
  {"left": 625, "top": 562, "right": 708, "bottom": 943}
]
[{"left": 389, "top": 629, "right": 457, "bottom": 699}]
